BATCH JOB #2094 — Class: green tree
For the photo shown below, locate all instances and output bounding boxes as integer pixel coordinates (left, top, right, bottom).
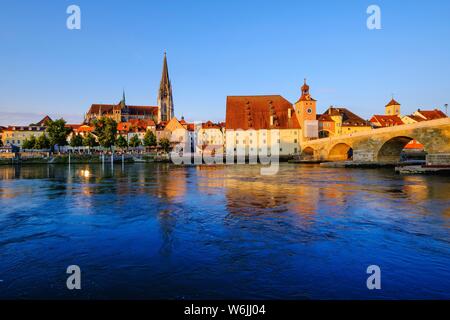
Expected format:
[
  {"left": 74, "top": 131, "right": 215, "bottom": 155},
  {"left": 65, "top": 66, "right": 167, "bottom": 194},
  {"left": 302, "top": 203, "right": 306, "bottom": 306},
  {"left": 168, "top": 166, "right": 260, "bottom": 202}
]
[
  {"left": 22, "top": 135, "right": 37, "bottom": 149},
  {"left": 83, "top": 133, "right": 98, "bottom": 148},
  {"left": 115, "top": 135, "right": 128, "bottom": 149},
  {"left": 143, "top": 130, "right": 157, "bottom": 147},
  {"left": 35, "top": 134, "right": 51, "bottom": 150},
  {"left": 93, "top": 118, "right": 117, "bottom": 150},
  {"left": 159, "top": 138, "right": 171, "bottom": 153},
  {"left": 70, "top": 134, "right": 83, "bottom": 147},
  {"left": 129, "top": 134, "right": 142, "bottom": 148},
  {"left": 46, "top": 118, "right": 71, "bottom": 152}
]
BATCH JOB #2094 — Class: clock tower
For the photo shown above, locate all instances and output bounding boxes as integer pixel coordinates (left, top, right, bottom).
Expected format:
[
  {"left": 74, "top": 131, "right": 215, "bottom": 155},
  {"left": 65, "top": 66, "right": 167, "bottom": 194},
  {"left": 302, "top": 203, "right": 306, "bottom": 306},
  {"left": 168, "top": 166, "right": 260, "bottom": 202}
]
[{"left": 294, "top": 79, "right": 317, "bottom": 138}]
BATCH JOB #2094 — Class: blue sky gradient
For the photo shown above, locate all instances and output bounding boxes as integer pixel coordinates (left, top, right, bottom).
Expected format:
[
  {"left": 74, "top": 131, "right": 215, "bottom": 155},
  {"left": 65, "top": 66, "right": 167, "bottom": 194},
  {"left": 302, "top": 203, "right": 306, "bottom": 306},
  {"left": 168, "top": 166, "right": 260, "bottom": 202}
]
[{"left": 1, "top": 0, "right": 449, "bottom": 125}]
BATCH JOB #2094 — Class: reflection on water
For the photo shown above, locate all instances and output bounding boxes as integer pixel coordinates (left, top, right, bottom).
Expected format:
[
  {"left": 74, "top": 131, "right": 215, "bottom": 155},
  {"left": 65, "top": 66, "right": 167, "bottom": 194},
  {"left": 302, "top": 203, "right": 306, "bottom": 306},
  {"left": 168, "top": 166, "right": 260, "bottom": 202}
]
[{"left": 0, "top": 163, "right": 449, "bottom": 299}]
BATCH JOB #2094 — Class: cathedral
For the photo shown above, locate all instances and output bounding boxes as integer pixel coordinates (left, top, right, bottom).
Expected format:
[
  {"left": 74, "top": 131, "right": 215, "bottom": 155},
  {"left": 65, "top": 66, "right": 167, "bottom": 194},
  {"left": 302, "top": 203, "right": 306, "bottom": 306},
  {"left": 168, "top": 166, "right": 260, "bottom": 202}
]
[{"left": 85, "top": 53, "right": 174, "bottom": 124}]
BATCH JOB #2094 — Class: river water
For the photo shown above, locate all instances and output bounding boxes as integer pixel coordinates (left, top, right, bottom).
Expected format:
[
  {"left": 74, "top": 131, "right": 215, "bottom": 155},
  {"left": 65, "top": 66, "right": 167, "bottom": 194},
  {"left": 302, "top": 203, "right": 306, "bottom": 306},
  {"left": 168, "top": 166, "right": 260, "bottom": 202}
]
[{"left": 0, "top": 163, "right": 449, "bottom": 299}]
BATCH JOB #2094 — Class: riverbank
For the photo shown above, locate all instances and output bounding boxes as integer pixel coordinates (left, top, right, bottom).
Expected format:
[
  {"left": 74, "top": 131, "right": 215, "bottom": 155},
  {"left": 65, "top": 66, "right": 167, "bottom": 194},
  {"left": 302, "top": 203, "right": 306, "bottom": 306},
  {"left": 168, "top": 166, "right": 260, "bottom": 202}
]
[{"left": 0, "top": 153, "right": 171, "bottom": 165}]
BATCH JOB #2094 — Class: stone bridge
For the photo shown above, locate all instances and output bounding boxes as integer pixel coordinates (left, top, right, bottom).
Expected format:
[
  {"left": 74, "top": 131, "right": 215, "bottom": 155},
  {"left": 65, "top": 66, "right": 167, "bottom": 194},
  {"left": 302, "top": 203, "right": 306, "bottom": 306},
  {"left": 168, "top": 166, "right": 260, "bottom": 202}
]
[{"left": 300, "top": 118, "right": 450, "bottom": 165}]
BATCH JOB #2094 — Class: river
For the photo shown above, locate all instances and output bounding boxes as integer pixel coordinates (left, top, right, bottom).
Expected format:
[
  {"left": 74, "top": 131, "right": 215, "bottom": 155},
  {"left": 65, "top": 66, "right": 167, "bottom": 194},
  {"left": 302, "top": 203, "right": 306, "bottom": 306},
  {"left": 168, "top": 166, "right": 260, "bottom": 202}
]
[{"left": 0, "top": 163, "right": 449, "bottom": 299}]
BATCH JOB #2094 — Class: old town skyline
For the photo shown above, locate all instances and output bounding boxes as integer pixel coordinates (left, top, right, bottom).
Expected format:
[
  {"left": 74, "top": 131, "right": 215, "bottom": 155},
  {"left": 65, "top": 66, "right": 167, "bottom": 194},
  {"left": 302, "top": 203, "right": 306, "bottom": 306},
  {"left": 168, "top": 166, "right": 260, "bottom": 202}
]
[{"left": 1, "top": 1, "right": 450, "bottom": 126}]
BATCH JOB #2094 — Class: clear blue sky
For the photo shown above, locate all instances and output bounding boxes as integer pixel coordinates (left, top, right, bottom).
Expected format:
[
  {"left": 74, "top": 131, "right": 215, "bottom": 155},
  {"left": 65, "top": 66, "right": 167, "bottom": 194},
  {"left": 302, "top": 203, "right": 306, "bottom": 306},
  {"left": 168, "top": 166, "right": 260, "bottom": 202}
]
[{"left": 1, "top": 0, "right": 449, "bottom": 125}]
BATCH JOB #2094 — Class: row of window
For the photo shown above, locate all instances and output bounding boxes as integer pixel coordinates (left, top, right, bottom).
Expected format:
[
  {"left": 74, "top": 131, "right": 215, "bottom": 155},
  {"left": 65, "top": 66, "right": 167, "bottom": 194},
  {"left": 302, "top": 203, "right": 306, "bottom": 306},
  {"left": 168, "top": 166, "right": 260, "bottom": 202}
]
[
  {"left": 234, "top": 139, "right": 298, "bottom": 144},
  {"left": 5, "top": 140, "right": 21, "bottom": 145},
  {"left": 231, "top": 147, "right": 298, "bottom": 153},
  {"left": 233, "top": 131, "right": 298, "bottom": 136}
]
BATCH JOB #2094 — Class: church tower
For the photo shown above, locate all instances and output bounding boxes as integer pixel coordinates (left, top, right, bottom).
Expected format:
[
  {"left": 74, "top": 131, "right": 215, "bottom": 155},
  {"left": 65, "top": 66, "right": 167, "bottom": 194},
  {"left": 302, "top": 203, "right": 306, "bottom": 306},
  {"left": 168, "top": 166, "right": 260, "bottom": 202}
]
[{"left": 157, "top": 52, "right": 174, "bottom": 122}]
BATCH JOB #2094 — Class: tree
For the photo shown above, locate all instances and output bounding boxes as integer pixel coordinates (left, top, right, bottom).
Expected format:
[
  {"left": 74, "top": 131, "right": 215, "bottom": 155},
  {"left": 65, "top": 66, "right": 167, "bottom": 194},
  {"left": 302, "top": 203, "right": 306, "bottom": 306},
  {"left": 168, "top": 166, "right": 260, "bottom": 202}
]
[
  {"left": 0, "top": 139, "right": 3, "bottom": 147},
  {"left": 143, "top": 130, "right": 157, "bottom": 147},
  {"left": 115, "top": 135, "right": 128, "bottom": 149},
  {"left": 35, "top": 134, "right": 51, "bottom": 150},
  {"left": 46, "top": 118, "right": 71, "bottom": 152},
  {"left": 70, "top": 134, "right": 83, "bottom": 147},
  {"left": 83, "top": 133, "right": 98, "bottom": 148},
  {"left": 22, "top": 135, "right": 37, "bottom": 149},
  {"left": 93, "top": 118, "right": 117, "bottom": 150},
  {"left": 159, "top": 138, "right": 171, "bottom": 153},
  {"left": 129, "top": 134, "right": 142, "bottom": 148}
]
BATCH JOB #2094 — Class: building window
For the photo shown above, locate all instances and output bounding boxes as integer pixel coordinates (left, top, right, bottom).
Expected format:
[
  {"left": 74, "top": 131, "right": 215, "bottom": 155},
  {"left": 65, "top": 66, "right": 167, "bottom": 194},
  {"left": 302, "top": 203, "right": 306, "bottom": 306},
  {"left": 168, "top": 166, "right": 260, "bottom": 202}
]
[{"left": 294, "top": 139, "right": 297, "bottom": 143}]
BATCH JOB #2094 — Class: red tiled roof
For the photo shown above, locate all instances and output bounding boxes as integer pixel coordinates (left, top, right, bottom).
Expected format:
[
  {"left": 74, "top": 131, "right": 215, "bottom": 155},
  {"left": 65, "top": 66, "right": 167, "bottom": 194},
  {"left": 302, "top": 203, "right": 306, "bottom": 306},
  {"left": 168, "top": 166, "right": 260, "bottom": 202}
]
[
  {"left": 325, "top": 107, "right": 371, "bottom": 127},
  {"left": 186, "top": 123, "right": 195, "bottom": 132},
  {"left": 385, "top": 98, "right": 400, "bottom": 107},
  {"left": 317, "top": 114, "right": 334, "bottom": 122},
  {"left": 117, "top": 122, "right": 131, "bottom": 132},
  {"left": 66, "top": 124, "right": 82, "bottom": 130},
  {"left": 34, "top": 115, "right": 52, "bottom": 126},
  {"left": 87, "top": 104, "right": 118, "bottom": 114},
  {"left": 226, "top": 95, "right": 301, "bottom": 130},
  {"left": 369, "top": 115, "right": 404, "bottom": 127},
  {"left": 77, "top": 125, "right": 94, "bottom": 133},
  {"left": 127, "top": 106, "right": 158, "bottom": 116},
  {"left": 404, "top": 140, "right": 424, "bottom": 150},
  {"left": 128, "top": 119, "right": 156, "bottom": 127},
  {"left": 87, "top": 103, "right": 158, "bottom": 116},
  {"left": 202, "top": 121, "right": 223, "bottom": 129},
  {"left": 416, "top": 109, "right": 447, "bottom": 120},
  {"left": 404, "top": 114, "right": 426, "bottom": 122},
  {"left": 118, "top": 119, "right": 156, "bottom": 132}
]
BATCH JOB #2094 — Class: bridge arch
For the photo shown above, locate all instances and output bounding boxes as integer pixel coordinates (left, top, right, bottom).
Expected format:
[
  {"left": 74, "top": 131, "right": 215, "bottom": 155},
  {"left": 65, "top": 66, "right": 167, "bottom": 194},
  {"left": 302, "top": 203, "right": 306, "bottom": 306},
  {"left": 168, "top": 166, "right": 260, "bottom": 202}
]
[
  {"left": 377, "top": 136, "right": 425, "bottom": 163},
  {"left": 328, "top": 143, "right": 353, "bottom": 161},
  {"left": 300, "top": 146, "right": 315, "bottom": 160}
]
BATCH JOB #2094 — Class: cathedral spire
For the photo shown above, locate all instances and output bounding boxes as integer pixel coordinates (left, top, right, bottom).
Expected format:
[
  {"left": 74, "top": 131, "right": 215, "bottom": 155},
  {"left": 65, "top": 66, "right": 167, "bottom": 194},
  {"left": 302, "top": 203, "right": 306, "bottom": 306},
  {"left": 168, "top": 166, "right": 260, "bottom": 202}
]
[
  {"left": 157, "top": 52, "right": 174, "bottom": 122},
  {"left": 120, "top": 89, "right": 126, "bottom": 109}
]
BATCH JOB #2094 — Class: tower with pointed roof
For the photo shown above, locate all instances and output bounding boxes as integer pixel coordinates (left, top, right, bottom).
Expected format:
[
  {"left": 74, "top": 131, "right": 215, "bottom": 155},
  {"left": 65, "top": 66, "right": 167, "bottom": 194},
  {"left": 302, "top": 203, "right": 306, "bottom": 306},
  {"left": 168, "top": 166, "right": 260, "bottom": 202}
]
[
  {"left": 294, "top": 79, "right": 317, "bottom": 139},
  {"left": 385, "top": 97, "right": 401, "bottom": 116},
  {"left": 157, "top": 52, "right": 174, "bottom": 122},
  {"left": 120, "top": 90, "right": 129, "bottom": 121}
]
